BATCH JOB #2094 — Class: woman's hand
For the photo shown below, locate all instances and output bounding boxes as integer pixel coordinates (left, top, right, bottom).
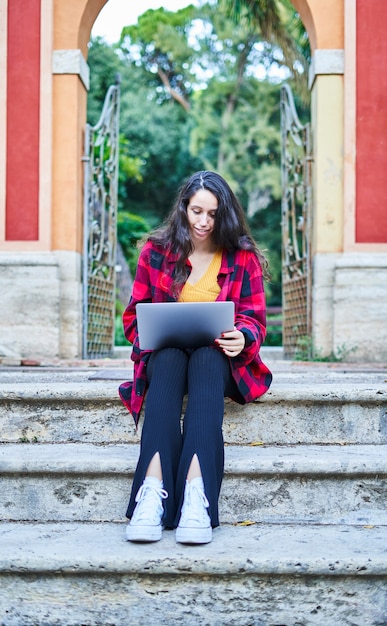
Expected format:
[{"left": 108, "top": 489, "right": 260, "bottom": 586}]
[{"left": 216, "top": 327, "right": 245, "bottom": 358}]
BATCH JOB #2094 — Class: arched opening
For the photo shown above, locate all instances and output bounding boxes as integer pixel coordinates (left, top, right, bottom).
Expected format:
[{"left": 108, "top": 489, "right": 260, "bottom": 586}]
[
  {"left": 80, "top": 0, "right": 320, "bottom": 354},
  {"left": 52, "top": 0, "right": 330, "bottom": 359},
  {"left": 51, "top": 0, "right": 346, "bottom": 265}
]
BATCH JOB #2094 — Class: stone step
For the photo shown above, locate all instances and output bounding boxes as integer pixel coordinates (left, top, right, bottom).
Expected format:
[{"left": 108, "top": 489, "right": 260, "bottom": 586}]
[
  {"left": 1, "top": 442, "right": 386, "bottom": 525},
  {"left": 0, "top": 521, "right": 386, "bottom": 625},
  {"left": 0, "top": 373, "right": 386, "bottom": 445}
]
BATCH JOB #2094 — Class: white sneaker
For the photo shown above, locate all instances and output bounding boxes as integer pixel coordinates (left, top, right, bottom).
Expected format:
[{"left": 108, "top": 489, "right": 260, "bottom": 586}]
[
  {"left": 126, "top": 476, "right": 168, "bottom": 542},
  {"left": 176, "top": 477, "right": 212, "bottom": 544}
]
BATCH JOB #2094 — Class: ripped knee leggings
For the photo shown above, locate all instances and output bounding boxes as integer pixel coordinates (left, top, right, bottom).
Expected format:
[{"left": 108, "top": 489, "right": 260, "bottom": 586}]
[{"left": 126, "top": 346, "right": 238, "bottom": 528}]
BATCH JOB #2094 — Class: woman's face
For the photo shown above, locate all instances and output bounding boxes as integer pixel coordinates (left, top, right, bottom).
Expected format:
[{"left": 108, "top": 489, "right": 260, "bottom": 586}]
[{"left": 186, "top": 189, "right": 218, "bottom": 246}]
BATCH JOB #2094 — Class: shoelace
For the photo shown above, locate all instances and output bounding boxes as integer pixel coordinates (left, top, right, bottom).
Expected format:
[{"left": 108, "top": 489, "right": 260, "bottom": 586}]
[
  {"left": 181, "top": 482, "right": 210, "bottom": 524},
  {"left": 133, "top": 483, "right": 168, "bottom": 524}
]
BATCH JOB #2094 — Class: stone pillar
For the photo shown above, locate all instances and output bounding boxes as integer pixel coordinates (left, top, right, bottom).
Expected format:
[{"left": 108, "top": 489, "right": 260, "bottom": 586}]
[
  {"left": 51, "top": 53, "right": 89, "bottom": 358},
  {"left": 309, "top": 57, "right": 344, "bottom": 358},
  {"left": 48, "top": 0, "right": 107, "bottom": 359},
  {"left": 0, "top": 0, "right": 58, "bottom": 359},
  {"left": 294, "top": 0, "right": 387, "bottom": 362},
  {"left": 335, "top": 0, "right": 387, "bottom": 362},
  {"left": 0, "top": 0, "right": 107, "bottom": 360},
  {"left": 293, "top": 0, "right": 346, "bottom": 359}
]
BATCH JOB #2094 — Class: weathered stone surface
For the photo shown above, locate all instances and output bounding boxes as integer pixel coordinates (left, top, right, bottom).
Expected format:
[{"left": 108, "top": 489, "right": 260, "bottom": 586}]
[
  {"left": 0, "top": 253, "right": 60, "bottom": 358},
  {"left": 1, "top": 443, "right": 386, "bottom": 525},
  {"left": 312, "top": 252, "right": 387, "bottom": 363},
  {"left": 0, "top": 364, "right": 386, "bottom": 625},
  {"left": 0, "top": 379, "right": 386, "bottom": 445},
  {"left": 2, "top": 573, "right": 387, "bottom": 626},
  {"left": 53, "top": 251, "right": 83, "bottom": 360},
  {"left": 312, "top": 252, "right": 341, "bottom": 358},
  {"left": 333, "top": 253, "right": 387, "bottom": 363},
  {"left": 0, "top": 522, "right": 386, "bottom": 626},
  {"left": 0, "top": 252, "right": 84, "bottom": 360}
]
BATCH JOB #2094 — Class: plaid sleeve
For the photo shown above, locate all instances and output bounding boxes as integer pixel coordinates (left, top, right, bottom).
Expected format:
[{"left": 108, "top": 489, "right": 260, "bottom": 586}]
[
  {"left": 233, "top": 252, "right": 267, "bottom": 366},
  {"left": 122, "top": 244, "right": 153, "bottom": 346}
]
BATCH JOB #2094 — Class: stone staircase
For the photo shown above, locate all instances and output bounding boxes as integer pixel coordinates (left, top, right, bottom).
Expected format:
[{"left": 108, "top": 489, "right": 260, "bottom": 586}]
[{"left": 0, "top": 358, "right": 386, "bottom": 625}]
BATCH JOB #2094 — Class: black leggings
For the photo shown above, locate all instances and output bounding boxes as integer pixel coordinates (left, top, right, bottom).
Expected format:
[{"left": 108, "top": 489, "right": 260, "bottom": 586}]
[{"left": 126, "top": 346, "right": 239, "bottom": 528}]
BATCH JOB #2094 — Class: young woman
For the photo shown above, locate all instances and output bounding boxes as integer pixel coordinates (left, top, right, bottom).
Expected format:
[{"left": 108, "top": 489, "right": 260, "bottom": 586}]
[{"left": 119, "top": 171, "right": 272, "bottom": 544}]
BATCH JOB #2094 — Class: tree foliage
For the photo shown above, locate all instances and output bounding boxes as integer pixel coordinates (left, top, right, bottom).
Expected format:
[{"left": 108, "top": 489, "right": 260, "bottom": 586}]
[
  {"left": 222, "top": 0, "right": 310, "bottom": 91},
  {"left": 119, "top": 6, "right": 197, "bottom": 111}
]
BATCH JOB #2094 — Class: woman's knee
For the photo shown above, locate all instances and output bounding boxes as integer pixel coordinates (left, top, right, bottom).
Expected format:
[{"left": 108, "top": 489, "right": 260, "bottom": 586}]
[
  {"left": 147, "top": 348, "right": 188, "bottom": 381},
  {"left": 188, "top": 346, "right": 228, "bottom": 375}
]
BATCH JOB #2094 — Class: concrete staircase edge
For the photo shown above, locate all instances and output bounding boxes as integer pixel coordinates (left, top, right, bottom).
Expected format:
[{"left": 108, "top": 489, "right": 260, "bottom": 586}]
[
  {"left": 1, "top": 521, "right": 386, "bottom": 578},
  {"left": 1, "top": 442, "right": 387, "bottom": 475},
  {"left": 0, "top": 382, "right": 386, "bottom": 403}
]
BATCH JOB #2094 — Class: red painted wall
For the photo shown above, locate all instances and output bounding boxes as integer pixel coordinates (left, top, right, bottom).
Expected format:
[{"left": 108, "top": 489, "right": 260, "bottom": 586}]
[
  {"left": 6, "top": 0, "right": 41, "bottom": 240},
  {"left": 356, "top": 0, "right": 387, "bottom": 243}
]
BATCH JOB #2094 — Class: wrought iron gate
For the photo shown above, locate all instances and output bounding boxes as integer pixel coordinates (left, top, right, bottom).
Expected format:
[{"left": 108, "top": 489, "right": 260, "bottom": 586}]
[
  {"left": 82, "top": 77, "right": 120, "bottom": 359},
  {"left": 280, "top": 84, "right": 312, "bottom": 358}
]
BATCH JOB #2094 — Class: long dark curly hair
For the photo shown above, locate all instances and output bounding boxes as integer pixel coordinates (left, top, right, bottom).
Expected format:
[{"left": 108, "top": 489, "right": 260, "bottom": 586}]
[{"left": 148, "top": 171, "right": 269, "bottom": 285}]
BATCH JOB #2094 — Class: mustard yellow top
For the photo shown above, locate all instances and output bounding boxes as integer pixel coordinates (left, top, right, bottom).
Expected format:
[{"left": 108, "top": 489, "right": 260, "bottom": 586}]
[{"left": 179, "top": 249, "right": 222, "bottom": 302}]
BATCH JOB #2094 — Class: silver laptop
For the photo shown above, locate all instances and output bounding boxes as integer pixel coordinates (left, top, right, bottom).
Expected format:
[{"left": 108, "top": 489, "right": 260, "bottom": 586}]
[{"left": 136, "top": 301, "right": 235, "bottom": 350}]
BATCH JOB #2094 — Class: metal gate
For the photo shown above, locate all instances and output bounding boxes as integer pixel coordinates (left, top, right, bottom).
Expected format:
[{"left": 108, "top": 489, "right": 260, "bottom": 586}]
[
  {"left": 280, "top": 84, "right": 312, "bottom": 358},
  {"left": 82, "top": 77, "right": 120, "bottom": 359}
]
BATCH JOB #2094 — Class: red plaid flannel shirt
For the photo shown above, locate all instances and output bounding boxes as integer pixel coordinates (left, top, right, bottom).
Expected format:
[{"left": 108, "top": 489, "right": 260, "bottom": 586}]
[{"left": 119, "top": 241, "right": 272, "bottom": 425}]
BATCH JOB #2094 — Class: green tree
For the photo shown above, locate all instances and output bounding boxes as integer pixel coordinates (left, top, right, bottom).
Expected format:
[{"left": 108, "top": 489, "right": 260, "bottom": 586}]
[
  {"left": 117, "top": 1, "right": 290, "bottom": 211},
  {"left": 87, "top": 38, "right": 151, "bottom": 318},
  {"left": 221, "top": 0, "right": 310, "bottom": 76},
  {"left": 118, "top": 82, "right": 202, "bottom": 224},
  {"left": 119, "top": 6, "right": 198, "bottom": 111},
  {"left": 87, "top": 38, "right": 145, "bottom": 205},
  {"left": 87, "top": 37, "right": 123, "bottom": 125}
]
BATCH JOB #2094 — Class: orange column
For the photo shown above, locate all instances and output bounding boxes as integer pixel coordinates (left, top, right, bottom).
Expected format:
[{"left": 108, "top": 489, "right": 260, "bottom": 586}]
[{"left": 51, "top": 0, "right": 107, "bottom": 253}]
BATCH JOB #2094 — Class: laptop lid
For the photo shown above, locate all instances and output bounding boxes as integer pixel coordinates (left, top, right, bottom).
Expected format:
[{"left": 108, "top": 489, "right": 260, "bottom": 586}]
[{"left": 136, "top": 301, "right": 235, "bottom": 351}]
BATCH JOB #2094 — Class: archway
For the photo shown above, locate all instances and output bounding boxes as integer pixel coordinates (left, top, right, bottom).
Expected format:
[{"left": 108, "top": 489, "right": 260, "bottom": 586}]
[{"left": 52, "top": 0, "right": 345, "bottom": 359}]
